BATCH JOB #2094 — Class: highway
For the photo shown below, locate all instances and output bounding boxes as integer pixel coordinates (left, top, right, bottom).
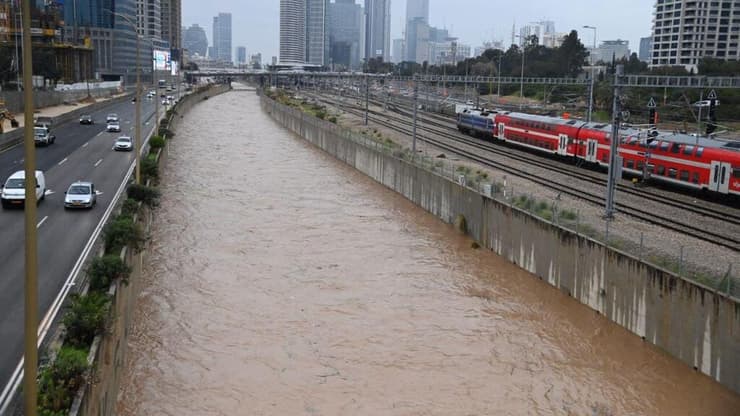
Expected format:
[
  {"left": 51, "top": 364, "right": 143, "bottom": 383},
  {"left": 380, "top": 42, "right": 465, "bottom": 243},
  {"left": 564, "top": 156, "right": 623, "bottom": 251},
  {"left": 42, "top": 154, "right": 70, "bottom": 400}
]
[{"left": 0, "top": 94, "right": 162, "bottom": 401}]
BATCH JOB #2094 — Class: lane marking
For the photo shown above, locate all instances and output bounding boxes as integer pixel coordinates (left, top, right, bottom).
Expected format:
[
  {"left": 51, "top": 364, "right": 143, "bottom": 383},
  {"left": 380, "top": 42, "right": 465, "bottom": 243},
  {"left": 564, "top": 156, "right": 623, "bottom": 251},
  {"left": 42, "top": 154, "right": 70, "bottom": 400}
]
[
  {"left": 96, "top": 131, "right": 104, "bottom": 137},
  {"left": 94, "top": 159, "right": 103, "bottom": 167},
  {"left": 82, "top": 142, "right": 89, "bottom": 148},
  {"left": 58, "top": 157, "right": 68, "bottom": 166},
  {"left": 36, "top": 216, "right": 48, "bottom": 228}
]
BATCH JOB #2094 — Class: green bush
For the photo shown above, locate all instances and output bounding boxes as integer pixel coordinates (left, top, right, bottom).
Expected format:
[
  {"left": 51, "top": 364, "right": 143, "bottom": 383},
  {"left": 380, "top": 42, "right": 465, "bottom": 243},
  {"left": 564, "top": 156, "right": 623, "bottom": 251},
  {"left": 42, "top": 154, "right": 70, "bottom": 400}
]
[
  {"left": 149, "top": 135, "right": 165, "bottom": 149},
  {"left": 328, "top": 116, "right": 337, "bottom": 124},
  {"left": 121, "top": 198, "right": 140, "bottom": 218},
  {"left": 38, "top": 347, "right": 90, "bottom": 414},
  {"left": 315, "top": 109, "right": 327, "bottom": 120},
  {"left": 104, "top": 215, "right": 144, "bottom": 253},
  {"left": 127, "top": 184, "right": 161, "bottom": 208},
  {"left": 62, "top": 293, "right": 111, "bottom": 349},
  {"left": 141, "top": 155, "right": 159, "bottom": 182},
  {"left": 87, "top": 255, "right": 131, "bottom": 291}
]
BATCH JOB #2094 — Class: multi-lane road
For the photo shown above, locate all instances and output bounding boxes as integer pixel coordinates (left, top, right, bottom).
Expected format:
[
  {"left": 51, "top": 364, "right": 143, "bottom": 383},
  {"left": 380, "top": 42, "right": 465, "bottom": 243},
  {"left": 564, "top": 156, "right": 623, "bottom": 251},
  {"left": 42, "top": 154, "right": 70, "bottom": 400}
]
[{"left": 0, "top": 93, "right": 163, "bottom": 405}]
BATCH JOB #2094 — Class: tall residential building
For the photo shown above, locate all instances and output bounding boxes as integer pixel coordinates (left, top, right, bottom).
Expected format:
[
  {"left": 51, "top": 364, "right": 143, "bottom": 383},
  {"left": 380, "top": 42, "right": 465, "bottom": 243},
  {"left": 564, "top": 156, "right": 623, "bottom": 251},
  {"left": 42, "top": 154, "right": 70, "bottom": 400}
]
[
  {"left": 651, "top": 0, "right": 740, "bottom": 71},
  {"left": 306, "top": 0, "right": 328, "bottom": 66},
  {"left": 183, "top": 24, "right": 208, "bottom": 57},
  {"left": 212, "top": 12, "right": 232, "bottom": 63},
  {"left": 591, "top": 40, "right": 630, "bottom": 63},
  {"left": 136, "top": 0, "right": 162, "bottom": 39},
  {"left": 364, "top": 0, "right": 391, "bottom": 62},
  {"left": 639, "top": 36, "right": 653, "bottom": 62},
  {"left": 328, "top": 0, "right": 364, "bottom": 69},
  {"left": 280, "top": 0, "right": 306, "bottom": 64},
  {"left": 161, "top": 0, "right": 182, "bottom": 57},
  {"left": 236, "top": 46, "right": 247, "bottom": 64}
]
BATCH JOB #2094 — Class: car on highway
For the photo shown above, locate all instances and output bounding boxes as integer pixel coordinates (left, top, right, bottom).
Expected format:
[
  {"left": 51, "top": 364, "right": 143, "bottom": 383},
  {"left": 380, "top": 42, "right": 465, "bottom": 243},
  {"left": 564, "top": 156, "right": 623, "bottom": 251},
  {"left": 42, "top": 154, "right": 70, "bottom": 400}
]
[
  {"left": 79, "top": 114, "right": 94, "bottom": 124},
  {"left": 34, "top": 126, "right": 56, "bottom": 146},
  {"left": 106, "top": 121, "right": 121, "bottom": 132},
  {"left": 1, "top": 170, "right": 46, "bottom": 209},
  {"left": 113, "top": 136, "right": 133, "bottom": 151},
  {"left": 106, "top": 113, "right": 119, "bottom": 123},
  {"left": 64, "top": 181, "right": 96, "bottom": 209}
]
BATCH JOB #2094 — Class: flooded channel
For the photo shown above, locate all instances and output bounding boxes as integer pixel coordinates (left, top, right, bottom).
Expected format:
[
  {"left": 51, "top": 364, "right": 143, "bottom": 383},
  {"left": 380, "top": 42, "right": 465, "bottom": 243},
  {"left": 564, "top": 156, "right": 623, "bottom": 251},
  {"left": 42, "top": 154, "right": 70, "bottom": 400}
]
[{"left": 116, "top": 87, "right": 740, "bottom": 415}]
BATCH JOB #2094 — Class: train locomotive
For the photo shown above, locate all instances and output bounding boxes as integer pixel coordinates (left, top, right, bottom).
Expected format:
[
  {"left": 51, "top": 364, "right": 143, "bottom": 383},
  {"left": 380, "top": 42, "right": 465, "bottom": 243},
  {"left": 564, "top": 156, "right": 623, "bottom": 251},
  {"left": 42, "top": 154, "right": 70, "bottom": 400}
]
[{"left": 456, "top": 108, "right": 740, "bottom": 196}]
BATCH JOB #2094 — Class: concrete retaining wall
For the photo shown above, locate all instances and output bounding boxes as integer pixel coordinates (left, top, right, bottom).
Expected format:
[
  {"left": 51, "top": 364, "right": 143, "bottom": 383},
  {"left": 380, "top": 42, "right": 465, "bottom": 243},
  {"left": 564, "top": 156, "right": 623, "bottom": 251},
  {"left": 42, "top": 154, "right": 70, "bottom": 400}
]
[
  {"left": 0, "top": 87, "right": 122, "bottom": 114},
  {"left": 261, "top": 96, "right": 740, "bottom": 395}
]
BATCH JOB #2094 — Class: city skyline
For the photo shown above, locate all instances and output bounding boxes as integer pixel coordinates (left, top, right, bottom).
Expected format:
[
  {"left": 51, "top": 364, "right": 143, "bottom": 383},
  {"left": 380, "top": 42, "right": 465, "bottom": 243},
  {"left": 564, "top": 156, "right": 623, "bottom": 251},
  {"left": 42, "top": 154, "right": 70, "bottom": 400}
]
[{"left": 183, "top": 0, "right": 653, "bottom": 61}]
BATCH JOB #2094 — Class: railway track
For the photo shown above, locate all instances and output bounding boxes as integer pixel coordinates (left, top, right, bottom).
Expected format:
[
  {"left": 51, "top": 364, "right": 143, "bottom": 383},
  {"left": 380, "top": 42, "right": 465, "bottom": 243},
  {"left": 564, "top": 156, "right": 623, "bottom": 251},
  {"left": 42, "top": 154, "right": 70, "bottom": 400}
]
[{"left": 309, "top": 92, "right": 740, "bottom": 251}]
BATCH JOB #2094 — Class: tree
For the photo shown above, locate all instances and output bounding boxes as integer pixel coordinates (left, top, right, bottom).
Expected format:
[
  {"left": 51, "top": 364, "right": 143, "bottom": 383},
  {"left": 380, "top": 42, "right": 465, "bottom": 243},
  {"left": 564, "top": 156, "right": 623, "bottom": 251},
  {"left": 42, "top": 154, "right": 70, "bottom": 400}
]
[{"left": 556, "top": 30, "right": 589, "bottom": 77}]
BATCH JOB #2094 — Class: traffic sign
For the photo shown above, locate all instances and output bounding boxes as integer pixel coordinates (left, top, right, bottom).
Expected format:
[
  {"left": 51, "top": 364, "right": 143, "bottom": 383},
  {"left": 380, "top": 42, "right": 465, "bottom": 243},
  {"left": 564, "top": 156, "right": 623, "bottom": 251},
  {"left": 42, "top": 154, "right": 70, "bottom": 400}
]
[
  {"left": 707, "top": 89, "right": 718, "bottom": 100},
  {"left": 647, "top": 97, "right": 656, "bottom": 108}
]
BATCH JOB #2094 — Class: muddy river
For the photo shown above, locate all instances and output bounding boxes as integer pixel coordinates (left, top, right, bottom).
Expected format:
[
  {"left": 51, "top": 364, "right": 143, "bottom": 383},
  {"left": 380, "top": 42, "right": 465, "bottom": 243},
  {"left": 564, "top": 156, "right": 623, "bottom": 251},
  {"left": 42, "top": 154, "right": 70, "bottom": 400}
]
[{"left": 116, "top": 86, "right": 739, "bottom": 415}]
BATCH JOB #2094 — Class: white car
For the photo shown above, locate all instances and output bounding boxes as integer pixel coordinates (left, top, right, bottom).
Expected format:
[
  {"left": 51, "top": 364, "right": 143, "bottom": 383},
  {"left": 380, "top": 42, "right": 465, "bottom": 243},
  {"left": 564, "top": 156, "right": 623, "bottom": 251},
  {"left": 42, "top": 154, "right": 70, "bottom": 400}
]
[
  {"left": 106, "top": 113, "right": 119, "bottom": 123},
  {"left": 1, "top": 170, "right": 46, "bottom": 209},
  {"left": 107, "top": 121, "right": 121, "bottom": 132},
  {"left": 113, "top": 136, "right": 133, "bottom": 151},
  {"left": 64, "top": 181, "right": 96, "bottom": 209}
]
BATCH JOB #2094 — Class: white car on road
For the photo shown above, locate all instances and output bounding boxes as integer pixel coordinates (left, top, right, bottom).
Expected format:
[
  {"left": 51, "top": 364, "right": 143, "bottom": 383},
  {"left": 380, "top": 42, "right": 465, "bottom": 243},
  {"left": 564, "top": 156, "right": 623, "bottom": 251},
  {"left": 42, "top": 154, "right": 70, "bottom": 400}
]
[{"left": 1, "top": 170, "right": 46, "bottom": 209}]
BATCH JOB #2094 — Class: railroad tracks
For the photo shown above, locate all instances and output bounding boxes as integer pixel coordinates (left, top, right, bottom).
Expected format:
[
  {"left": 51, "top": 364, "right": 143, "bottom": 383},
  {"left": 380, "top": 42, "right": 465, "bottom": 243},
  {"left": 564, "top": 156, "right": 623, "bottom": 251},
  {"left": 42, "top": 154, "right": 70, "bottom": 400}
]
[{"left": 310, "top": 92, "right": 740, "bottom": 251}]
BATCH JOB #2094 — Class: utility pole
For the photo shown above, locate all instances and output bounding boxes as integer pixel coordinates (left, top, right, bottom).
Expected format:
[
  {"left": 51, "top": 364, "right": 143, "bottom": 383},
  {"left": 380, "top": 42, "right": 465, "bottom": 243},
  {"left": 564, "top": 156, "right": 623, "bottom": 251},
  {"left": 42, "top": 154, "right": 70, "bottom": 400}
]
[
  {"left": 583, "top": 25, "right": 597, "bottom": 122},
  {"left": 364, "top": 75, "right": 369, "bottom": 125},
  {"left": 605, "top": 64, "right": 624, "bottom": 219},
  {"left": 21, "top": 0, "right": 38, "bottom": 412},
  {"left": 695, "top": 90, "right": 703, "bottom": 144},
  {"left": 497, "top": 55, "right": 502, "bottom": 98},
  {"left": 412, "top": 77, "right": 419, "bottom": 153}
]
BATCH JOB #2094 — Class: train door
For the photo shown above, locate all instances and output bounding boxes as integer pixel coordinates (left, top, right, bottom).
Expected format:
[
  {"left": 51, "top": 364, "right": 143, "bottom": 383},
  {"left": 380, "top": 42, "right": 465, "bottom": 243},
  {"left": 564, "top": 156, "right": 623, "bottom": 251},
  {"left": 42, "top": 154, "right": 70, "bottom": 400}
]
[
  {"left": 709, "top": 161, "right": 731, "bottom": 193},
  {"left": 497, "top": 123, "right": 506, "bottom": 140},
  {"left": 557, "top": 134, "right": 569, "bottom": 155},
  {"left": 585, "top": 139, "right": 598, "bottom": 162}
]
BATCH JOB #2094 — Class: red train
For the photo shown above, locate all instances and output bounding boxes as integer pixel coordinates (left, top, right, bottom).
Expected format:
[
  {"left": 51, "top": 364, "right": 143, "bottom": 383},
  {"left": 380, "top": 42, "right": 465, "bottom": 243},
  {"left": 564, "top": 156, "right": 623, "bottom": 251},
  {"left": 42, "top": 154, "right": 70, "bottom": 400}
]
[{"left": 457, "top": 109, "right": 740, "bottom": 196}]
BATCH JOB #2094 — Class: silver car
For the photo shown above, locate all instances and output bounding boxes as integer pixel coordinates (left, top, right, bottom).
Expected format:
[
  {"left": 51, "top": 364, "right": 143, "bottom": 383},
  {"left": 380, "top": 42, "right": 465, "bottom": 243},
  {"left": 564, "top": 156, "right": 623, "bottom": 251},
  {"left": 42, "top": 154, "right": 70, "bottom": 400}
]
[
  {"left": 106, "top": 121, "right": 121, "bottom": 132},
  {"left": 64, "top": 182, "right": 96, "bottom": 209},
  {"left": 113, "top": 136, "right": 133, "bottom": 151}
]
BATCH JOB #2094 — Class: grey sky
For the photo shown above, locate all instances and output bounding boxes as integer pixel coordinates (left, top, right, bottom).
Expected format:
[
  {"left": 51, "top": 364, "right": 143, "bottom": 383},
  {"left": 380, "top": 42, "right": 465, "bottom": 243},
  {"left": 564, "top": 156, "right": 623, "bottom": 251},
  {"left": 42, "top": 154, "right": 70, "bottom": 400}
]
[{"left": 182, "top": 0, "right": 654, "bottom": 60}]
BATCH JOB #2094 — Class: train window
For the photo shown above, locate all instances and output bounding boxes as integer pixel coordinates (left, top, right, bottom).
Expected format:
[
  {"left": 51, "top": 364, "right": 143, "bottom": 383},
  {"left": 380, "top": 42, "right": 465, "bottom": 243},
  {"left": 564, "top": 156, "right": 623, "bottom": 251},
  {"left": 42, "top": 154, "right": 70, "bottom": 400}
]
[
  {"left": 637, "top": 162, "right": 645, "bottom": 170},
  {"left": 668, "top": 168, "right": 678, "bottom": 178},
  {"left": 671, "top": 143, "right": 681, "bottom": 154},
  {"left": 695, "top": 147, "right": 704, "bottom": 157},
  {"left": 660, "top": 142, "right": 670, "bottom": 151},
  {"left": 649, "top": 141, "right": 659, "bottom": 149},
  {"left": 734, "top": 168, "right": 740, "bottom": 179},
  {"left": 647, "top": 163, "right": 656, "bottom": 173},
  {"left": 680, "top": 170, "right": 690, "bottom": 181},
  {"left": 602, "top": 155, "right": 608, "bottom": 163},
  {"left": 657, "top": 165, "right": 666, "bottom": 175},
  {"left": 683, "top": 145, "right": 695, "bottom": 155},
  {"left": 692, "top": 172, "right": 700, "bottom": 183},
  {"left": 626, "top": 160, "right": 635, "bottom": 169}
]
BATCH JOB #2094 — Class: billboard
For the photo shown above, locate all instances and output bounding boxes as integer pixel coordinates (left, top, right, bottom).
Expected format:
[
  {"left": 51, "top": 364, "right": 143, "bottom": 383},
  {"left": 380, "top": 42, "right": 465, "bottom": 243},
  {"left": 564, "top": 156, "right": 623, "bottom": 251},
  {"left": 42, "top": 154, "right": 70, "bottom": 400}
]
[
  {"left": 153, "top": 50, "right": 171, "bottom": 71},
  {"left": 171, "top": 61, "right": 179, "bottom": 76}
]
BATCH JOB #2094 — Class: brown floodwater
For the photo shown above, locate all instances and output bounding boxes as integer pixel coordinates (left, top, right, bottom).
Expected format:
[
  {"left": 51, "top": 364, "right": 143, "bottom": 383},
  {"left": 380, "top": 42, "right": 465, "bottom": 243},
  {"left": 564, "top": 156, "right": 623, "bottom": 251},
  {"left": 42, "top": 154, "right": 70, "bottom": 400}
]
[{"left": 116, "top": 86, "right": 740, "bottom": 416}]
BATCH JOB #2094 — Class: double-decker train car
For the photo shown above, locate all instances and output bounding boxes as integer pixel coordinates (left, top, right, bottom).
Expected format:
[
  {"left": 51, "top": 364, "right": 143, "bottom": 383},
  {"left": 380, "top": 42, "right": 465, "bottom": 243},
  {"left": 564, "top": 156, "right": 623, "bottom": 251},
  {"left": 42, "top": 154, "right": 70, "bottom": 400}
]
[{"left": 455, "top": 108, "right": 740, "bottom": 196}]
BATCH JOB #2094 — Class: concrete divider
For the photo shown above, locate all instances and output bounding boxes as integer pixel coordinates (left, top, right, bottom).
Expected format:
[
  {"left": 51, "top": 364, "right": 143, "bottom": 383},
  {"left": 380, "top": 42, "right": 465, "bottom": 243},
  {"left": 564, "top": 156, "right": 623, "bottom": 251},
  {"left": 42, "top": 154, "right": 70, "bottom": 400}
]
[
  {"left": 0, "top": 93, "right": 134, "bottom": 152},
  {"left": 261, "top": 95, "right": 740, "bottom": 395}
]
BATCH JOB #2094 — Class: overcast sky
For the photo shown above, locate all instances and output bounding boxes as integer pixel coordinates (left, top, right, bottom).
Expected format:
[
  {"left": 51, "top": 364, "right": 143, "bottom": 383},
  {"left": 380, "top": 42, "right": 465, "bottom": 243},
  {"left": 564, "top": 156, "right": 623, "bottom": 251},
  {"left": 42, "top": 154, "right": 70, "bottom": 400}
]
[{"left": 182, "top": 0, "right": 654, "bottom": 59}]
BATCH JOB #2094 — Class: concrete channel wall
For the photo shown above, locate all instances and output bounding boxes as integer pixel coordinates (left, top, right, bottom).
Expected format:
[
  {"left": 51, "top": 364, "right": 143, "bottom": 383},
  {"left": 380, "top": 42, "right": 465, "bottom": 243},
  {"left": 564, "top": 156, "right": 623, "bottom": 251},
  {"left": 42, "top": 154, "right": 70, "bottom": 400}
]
[{"left": 260, "top": 96, "right": 740, "bottom": 395}]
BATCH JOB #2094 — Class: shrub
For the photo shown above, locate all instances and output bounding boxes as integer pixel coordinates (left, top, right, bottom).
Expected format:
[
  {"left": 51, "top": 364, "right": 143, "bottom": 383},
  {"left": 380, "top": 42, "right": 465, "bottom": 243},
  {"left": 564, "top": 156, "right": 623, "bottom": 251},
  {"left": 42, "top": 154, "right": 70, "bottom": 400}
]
[
  {"left": 87, "top": 255, "right": 131, "bottom": 291},
  {"left": 141, "top": 155, "right": 159, "bottom": 182},
  {"left": 38, "top": 347, "right": 90, "bottom": 414},
  {"left": 149, "top": 135, "right": 165, "bottom": 149},
  {"left": 328, "top": 116, "right": 337, "bottom": 124},
  {"left": 315, "top": 109, "right": 327, "bottom": 120},
  {"left": 127, "top": 184, "right": 161, "bottom": 208},
  {"left": 62, "top": 293, "right": 111, "bottom": 349},
  {"left": 121, "top": 198, "right": 140, "bottom": 218},
  {"left": 104, "top": 215, "right": 144, "bottom": 253}
]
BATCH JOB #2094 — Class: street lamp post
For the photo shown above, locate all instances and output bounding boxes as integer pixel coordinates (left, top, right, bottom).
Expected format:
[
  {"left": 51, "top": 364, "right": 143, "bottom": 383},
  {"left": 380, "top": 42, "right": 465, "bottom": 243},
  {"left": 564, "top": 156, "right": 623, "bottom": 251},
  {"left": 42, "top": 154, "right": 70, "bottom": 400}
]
[
  {"left": 104, "top": 10, "right": 141, "bottom": 184},
  {"left": 514, "top": 35, "right": 525, "bottom": 109},
  {"left": 583, "top": 25, "right": 597, "bottom": 123}
]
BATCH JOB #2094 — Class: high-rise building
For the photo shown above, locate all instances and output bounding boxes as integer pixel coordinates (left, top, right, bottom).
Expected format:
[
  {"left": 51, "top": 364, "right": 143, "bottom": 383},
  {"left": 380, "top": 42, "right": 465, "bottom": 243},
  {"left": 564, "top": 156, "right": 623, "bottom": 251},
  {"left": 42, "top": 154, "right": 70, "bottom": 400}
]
[
  {"left": 364, "top": 0, "right": 391, "bottom": 62},
  {"left": 591, "top": 40, "right": 630, "bottom": 63},
  {"left": 651, "top": 0, "right": 740, "bottom": 71},
  {"left": 404, "top": 0, "right": 428, "bottom": 61},
  {"left": 136, "top": 0, "right": 162, "bottom": 39},
  {"left": 280, "top": 0, "right": 306, "bottom": 64},
  {"left": 405, "top": 0, "right": 428, "bottom": 24},
  {"left": 429, "top": 39, "right": 471, "bottom": 66},
  {"left": 183, "top": 24, "right": 208, "bottom": 57},
  {"left": 639, "top": 36, "right": 652, "bottom": 62},
  {"left": 236, "top": 46, "right": 247, "bottom": 64},
  {"left": 392, "top": 38, "right": 405, "bottom": 63},
  {"left": 305, "top": 0, "right": 328, "bottom": 66},
  {"left": 328, "top": 0, "right": 363, "bottom": 69},
  {"left": 212, "top": 12, "right": 232, "bottom": 63},
  {"left": 161, "top": 0, "right": 181, "bottom": 57}
]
